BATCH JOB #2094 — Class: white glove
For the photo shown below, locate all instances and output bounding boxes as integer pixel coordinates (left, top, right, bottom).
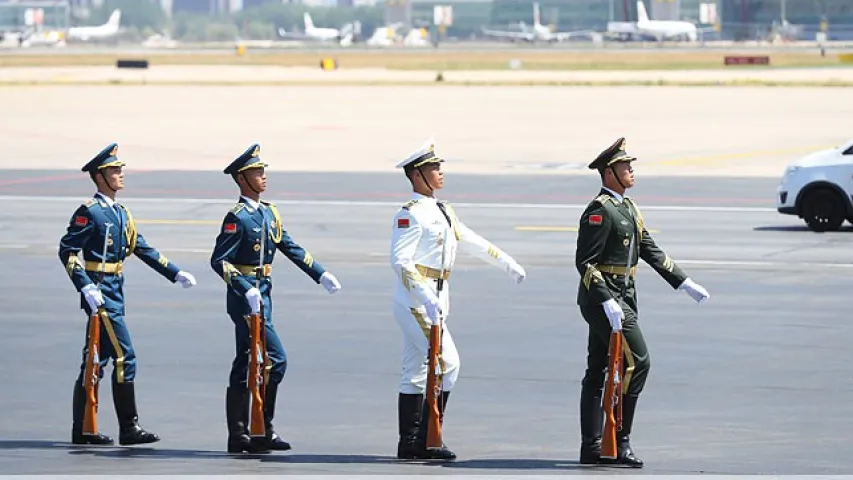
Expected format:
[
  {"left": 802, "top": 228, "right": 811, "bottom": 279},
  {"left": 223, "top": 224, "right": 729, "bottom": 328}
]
[
  {"left": 678, "top": 278, "right": 710, "bottom": 304},
  {"left": 424, "top": 296, "right": 442, "bottom": 326},
  {"left": 175, "top": 271, "right": 196, "bottom": 289},
  {"left": 319, "top": 272, "right": 341, "bottom": 294},
  {"left": 245, "top": 287, "right": 262, "bottom": 314},
  {"left": 81, "top": 284, "right": 104, "bottom": 312},
  {"left": 602, "top": 298, "right": 624, "bottom": 331},
  {"left": 506, "top": 261, "right": 526, "bottom": 284}
]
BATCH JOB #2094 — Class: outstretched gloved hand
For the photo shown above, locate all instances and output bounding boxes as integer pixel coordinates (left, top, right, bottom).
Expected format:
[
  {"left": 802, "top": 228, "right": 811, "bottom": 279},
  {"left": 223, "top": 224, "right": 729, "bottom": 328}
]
[
  {"left": 506, "top": 261, "right": 527, "bottom": 284},
  {"left": 678, "top": 278, "right": 710, "bottom": 304},
  {"left": 319, "top": 272, "right": 341, "bottom": 294},
  {"left": 175, "top": 271, "right": 197, "bottom": 289}
]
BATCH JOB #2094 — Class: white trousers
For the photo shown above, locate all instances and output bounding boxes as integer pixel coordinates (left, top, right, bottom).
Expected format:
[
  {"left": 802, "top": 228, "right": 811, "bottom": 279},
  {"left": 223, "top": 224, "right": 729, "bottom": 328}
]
[{"left": 393, "top": 301, "right": 460, "bottom": 395}]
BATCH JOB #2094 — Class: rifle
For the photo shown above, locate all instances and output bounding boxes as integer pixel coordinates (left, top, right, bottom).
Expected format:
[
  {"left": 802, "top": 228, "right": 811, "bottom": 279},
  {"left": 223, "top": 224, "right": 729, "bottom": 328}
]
[
  {"left": 83, "top": 222, "right": 112, "bottom": 436},
  {"left": 601, "top": 232, "right": 633, "bottom": 460},
  {"left": 247, "top": 216, "right": 268, "bottom": 438},
  {"left": 425, "top": 228, "right": 449, "bottom": 450}
]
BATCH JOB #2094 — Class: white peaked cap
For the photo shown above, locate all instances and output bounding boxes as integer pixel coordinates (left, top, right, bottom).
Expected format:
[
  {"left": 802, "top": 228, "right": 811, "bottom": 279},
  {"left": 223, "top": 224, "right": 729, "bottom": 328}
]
[{"left": 395, "top": 138, "right": 445, "bottom": 169}]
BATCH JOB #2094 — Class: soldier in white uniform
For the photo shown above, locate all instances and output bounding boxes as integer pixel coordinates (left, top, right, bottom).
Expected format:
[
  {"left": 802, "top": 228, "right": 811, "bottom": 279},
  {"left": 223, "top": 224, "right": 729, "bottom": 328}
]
[{"left": 389, "top": 139, "right": 528, "bottom": 460}]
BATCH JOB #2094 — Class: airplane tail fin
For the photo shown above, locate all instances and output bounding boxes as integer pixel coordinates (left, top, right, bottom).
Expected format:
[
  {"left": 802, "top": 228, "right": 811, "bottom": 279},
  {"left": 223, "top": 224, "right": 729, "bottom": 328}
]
[
  {"left": 636, "top": 1, "right": 649, "bottom": 23},
  {"left": 533, "top": 2, "right": 541, "bottom": 27},
  {"left": 106, "top": 9, "right": 121, "bottom": 29},
  {"left": 304, "top": 12, "right": 314, "bottom": 32}
]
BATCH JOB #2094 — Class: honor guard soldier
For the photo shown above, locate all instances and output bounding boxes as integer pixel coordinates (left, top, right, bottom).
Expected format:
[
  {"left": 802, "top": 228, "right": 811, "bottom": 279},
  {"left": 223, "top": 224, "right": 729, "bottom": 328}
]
[
  {"left": 210, "top": 144, "right": 342, "bottom": 454},
  {"left": 58, "top": 143, "right": 198, "bottom": 446},
  {"left": 390, "top": 139, "right": 527, "bottom": 461},
  {"left": 575, "top": 138, "right": 710, "bottom": 467}
]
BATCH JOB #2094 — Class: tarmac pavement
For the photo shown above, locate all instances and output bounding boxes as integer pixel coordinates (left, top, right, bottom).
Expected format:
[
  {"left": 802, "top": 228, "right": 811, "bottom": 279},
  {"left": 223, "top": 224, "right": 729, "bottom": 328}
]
[{"left": 1, "top": 172, "right": 852, "bottom": 474}]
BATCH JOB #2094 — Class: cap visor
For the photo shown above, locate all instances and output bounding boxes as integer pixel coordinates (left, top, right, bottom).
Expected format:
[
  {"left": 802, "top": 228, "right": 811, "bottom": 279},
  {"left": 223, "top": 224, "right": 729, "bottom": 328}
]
[
  {"left": 412, "top": 157, "right": 444, "bottom": 168},
  {"left": 99, "top": 160, "right": 125, "bottom": 169},
  {"left": 237, "top": 162, "right": 268, "bottom": 173}
]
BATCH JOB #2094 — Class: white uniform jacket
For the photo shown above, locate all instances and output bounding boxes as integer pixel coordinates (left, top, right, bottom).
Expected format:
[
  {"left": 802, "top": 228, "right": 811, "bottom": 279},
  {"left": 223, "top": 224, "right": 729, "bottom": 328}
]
[{"left": 390, "top": 193, "right": 519, "bottom": 312}]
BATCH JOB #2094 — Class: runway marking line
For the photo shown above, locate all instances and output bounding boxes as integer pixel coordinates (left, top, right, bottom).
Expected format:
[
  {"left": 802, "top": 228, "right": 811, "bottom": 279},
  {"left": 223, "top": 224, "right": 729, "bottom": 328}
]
[
  {"left": 0, "top": 195, "right": 777, "bottom": 213},
  {"left": 516, "top": 226, "right": 660, "bottom": 233},
  {"left": 653, "top": 144, "right": 833, "bottom": 167},
  {"left": 135, "top": 219, "right": 220, "bottom": 225},
  {"left": 2, "top": 243, "right": 853, "bottom": 271}
]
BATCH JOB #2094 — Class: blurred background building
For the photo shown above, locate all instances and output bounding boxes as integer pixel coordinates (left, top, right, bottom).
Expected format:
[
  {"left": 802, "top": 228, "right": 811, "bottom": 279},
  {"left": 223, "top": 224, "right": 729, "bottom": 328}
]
[{"left": 2, "top": 0, "right": 852, "bottom": 42}]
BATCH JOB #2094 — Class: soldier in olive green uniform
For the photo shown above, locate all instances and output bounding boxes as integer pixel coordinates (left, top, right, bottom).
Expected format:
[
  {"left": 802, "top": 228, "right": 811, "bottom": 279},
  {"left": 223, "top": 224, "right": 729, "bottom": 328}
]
[{"left": 575, "top": 138, "right": 710, "bottom": 468}]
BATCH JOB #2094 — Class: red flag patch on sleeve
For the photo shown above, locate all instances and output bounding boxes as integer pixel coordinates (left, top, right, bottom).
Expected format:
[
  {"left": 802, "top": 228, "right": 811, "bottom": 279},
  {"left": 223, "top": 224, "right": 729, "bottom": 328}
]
[
  {"left": 588, "top": 214, "right": 603, "bottom": 225},
  {"left": 224, "top": 223, "right": 237, "bottom": 234},
  {"left": 74, "top": 215, "right": 88, "bottom": 227},
  {"left": 397, "top": 218, "right": 410, "bottom": 229}
]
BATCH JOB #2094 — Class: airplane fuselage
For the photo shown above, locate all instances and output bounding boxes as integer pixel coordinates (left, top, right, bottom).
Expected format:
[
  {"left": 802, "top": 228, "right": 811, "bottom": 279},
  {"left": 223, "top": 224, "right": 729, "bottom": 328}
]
[{"left": 637, "top": 20, "right": 698, "bottom": 41}]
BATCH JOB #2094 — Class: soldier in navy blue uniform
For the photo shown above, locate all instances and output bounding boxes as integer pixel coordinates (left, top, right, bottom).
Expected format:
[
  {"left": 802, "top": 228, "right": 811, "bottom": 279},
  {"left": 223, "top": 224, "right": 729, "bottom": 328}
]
[
  {"left": 58, "top": 143, "right": 198, "bottom": 446},
  {"left": 210, "top": 144, "right": 342, "bottom": 454}
]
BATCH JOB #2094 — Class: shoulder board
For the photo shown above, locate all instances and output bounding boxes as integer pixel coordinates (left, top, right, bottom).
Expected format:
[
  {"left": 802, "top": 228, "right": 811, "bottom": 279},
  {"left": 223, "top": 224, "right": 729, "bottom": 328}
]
[
  {"left": 230, "top": 203, "right": 246, "bottom": 215},
  {"left": 83, "top": 198, "right": 98, "bottom": 209},
  {"left": 262, "top": 201, "right": 280, "bottom": 214},
  {"left": 593, "top": 194, "right": 613, "bottom": 205},
  {"left": 402, "top": 199, "right": 420, "bottom": 210}
]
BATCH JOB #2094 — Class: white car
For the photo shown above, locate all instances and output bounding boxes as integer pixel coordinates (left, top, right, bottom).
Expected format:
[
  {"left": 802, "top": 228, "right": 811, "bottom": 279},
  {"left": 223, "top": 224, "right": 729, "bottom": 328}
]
[{"left": 776, "top": 139, "right": 853, "bottom": 232}]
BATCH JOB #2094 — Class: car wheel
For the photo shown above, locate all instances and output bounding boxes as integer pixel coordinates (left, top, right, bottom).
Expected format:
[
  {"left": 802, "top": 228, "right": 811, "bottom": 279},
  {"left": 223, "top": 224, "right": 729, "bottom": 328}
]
[{"left": 801, "top": 188, "right": 845, "bottom": 232}]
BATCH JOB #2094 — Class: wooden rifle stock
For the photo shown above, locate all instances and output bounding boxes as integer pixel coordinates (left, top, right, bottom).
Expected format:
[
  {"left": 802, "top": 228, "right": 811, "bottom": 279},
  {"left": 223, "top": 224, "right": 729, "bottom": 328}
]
[
  {"left": 601, "top": 329, "right": 624, "bottom": 460},
  {"left": 247, "top": 214, "right": 268, "bottom": 438},
  {"left": 425, "top": 322, "right": 443, "bottom": 449},
  {"left": 84, "top": 223, "right": 112, "bottom": 437},
  {"left": 82, "top": 309, "right": 102, "bottom": 436},
  {"left": 425, "top": 227, "right": 449, "bottom": 450},
  {"left": 248, "top": 310, "right": 266, "bottom": 437},
  {"left": 603, "top": 232, "right": 633, "bottom": 459}
]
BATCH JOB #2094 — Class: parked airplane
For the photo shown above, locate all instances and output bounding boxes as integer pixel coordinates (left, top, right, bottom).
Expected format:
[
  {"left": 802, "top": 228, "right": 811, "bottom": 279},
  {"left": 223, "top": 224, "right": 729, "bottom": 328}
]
[
  {"left": 66, "top": 9, "right": 121, "bottom": 42},
  {"left": 277, "top": 13, "right": 355, "bottom": 46},
  {"left": 8, "top": 8, "right": 122, "bottom": 47},
  {"left": 481, "top": 2, "right": 593, "bottom": 43},
  {"left": 610, "top": 1, "right": 714, "bottom": 42}
]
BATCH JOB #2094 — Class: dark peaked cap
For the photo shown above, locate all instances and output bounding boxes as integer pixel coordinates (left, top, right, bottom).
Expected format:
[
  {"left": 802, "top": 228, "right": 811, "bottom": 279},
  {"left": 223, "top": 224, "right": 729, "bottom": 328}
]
[
  {"left": 588, "top": 137, "right": 637, "bottom": 170},
  {"left": 81, "top": 143, "right": 125, "bottom": 173},
  {"left": 224, "top": 143, "right": 267, "bottom": 175}
]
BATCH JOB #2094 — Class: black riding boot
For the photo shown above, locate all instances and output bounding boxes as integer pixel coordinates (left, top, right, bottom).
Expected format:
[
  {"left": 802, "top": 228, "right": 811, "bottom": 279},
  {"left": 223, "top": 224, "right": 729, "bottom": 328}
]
[
  {"left": 112, "top": 379, "right": 160, "bottom": 445},
  {"left": 579, "top": 387, "right": 603, "bottom": 464},
  {"left": 260, "top": 383, "right": 292, "bottom": 451},
  {"left": 414, "top": 390, "right": 456, "bottom": 460},
  {"left": 71, "top": 379, "right": 113, "bottom": 445},
  {"left": 615, "top": 394, "right": 644, "bottom": 468},
  {"left": 396, "top": 393, "right": 423, "bottom": 459},
  {"left": 225, "top": 385, "right": 271, "bottom": 454}
]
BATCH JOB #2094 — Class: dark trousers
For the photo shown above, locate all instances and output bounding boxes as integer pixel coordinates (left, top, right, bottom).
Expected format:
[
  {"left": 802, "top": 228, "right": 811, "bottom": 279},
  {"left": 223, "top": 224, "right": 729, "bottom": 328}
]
[
  {"left": 226, "top": 285, "right": 287, "bottom": 388},
  {"left": 579, "top": 296, "right": 650, "bottom": 398},
  {"left": 78, "top": 294, "right": 137, "bottom": 386}
]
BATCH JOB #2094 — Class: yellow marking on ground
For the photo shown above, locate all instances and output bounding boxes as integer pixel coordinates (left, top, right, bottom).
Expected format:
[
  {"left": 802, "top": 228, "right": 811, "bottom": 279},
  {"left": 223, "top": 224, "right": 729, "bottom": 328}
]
[
  {"left": 135, "top": 219, "right": 220, "bottom": 225},
  {"left": 652, "top": 144, "right": 832, "bottom": 167},
  {"left": 516, "top": 226, "right": 659, "bottom": 233}
]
